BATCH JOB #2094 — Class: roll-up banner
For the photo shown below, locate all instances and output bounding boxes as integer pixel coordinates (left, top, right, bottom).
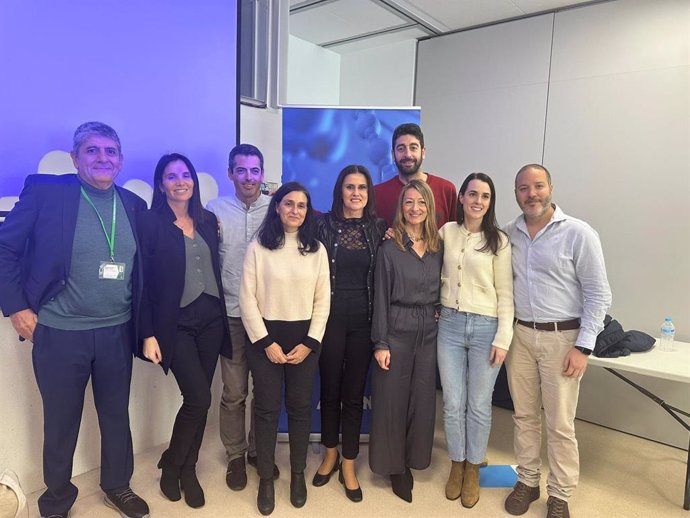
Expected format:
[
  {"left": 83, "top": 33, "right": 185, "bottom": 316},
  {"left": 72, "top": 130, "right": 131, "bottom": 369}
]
[{"left": 279, "top": 106, "right": 421, "bottom": 439}]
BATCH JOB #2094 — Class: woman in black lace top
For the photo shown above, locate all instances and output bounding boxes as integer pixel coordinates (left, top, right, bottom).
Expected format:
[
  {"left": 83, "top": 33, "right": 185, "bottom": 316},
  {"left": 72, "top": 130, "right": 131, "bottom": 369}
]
[{"left": 312, "top": 165, "right": 386, "bottom": 502}]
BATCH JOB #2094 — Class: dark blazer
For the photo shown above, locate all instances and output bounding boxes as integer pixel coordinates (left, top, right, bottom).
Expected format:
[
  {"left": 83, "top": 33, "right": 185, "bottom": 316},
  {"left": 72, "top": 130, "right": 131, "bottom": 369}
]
[
  {"left": 0, "top": 174, "right": 146, "bottom": 349},
  {"left": 137, "top": 203, "right": 230, "bottom": 373}
]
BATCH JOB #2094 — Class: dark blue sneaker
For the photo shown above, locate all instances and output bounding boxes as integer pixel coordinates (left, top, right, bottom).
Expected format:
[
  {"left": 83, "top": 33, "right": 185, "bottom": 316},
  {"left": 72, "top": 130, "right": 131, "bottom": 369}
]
[{"left": 104, "top": 487, "right": 149, "bottom": 518}]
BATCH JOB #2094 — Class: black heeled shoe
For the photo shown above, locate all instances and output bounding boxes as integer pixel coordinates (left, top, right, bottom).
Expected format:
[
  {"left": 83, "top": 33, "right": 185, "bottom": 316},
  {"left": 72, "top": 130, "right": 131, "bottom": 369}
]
[
  {"left": 257, "top": 478, "right": 275, "bottom": 516},
  {"left": 180, "top": 466, "right": 205, "bottom": 508},
  {"left": 390, "top": 473, "right": 412, "bottom": 503},
  {"left": 290, "top": 471, "right": 307, "bottom": 508},
  {"left": 338, "top": 464, "right": 363, "bottom": 502},
  {"left": 157, "top": 452, "right": 181, "bottom": 501},
  {"left": 405, "top": 466, "right": 414, "bottom": 491},
  {"left": 312, "top": 451, "right": 340, "bottom": 487}
]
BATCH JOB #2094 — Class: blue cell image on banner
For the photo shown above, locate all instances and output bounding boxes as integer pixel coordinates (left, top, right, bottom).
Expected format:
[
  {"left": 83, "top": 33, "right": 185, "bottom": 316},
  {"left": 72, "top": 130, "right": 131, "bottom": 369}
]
[
  {"left": 278, "top": 106, "right": 420, "bottom": 439},
  {"left": 282, "top": 107, "right": 421, "bottom": 212}
]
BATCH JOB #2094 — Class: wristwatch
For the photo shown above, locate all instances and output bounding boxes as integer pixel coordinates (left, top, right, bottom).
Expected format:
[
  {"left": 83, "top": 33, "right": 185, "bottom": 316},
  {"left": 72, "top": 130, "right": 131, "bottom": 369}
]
[{"left": 574, "top": 346, "right": 592, "bottom": 356}]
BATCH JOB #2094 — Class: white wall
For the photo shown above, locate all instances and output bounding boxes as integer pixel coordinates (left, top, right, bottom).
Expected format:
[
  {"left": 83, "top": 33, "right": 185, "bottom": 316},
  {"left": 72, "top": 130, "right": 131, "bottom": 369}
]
[
  {"left": 240, "top": 104, "right": 283, "bottom": 184},
  {"left": 340, "top": 39, "right": 417, "bottom": 106},
  {"left": 286, "top": 35, "right": 341, "bottom": 105},
  {"left": 416, "top": 0, "right": 689, "bottom": 341},
  {"left": 415, "top": 0, "right": 689, "bottom": 448},
  {"left": 286, "top": 35, "right": 417, "bottom": 108},
  {"left": 544, "top": 0, "right": 690, "bottom": 340},
  {"left": 416, "top": 13, "right": 553, "bottom": 226}
]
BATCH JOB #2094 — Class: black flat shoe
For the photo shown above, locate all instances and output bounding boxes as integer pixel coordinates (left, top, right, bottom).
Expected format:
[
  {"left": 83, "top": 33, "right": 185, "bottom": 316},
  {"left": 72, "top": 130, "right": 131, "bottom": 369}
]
[
  {"left": 338, "top": 465, "right": 363, "bottom": 502},
  {"left": 226, "top": 456, "right": 247, "bottom": 491},
  {"left": 290, "top": 471, "right": 307, "bottom": 508},
  {"left": 390, "top": 473, "right": 412, "bottom": 503},
  {"left": 257, "top": 478, "right": 275, "bottom": 516},
  {"left": 312, "top": 452, "right": 340, "bottom": 487}
]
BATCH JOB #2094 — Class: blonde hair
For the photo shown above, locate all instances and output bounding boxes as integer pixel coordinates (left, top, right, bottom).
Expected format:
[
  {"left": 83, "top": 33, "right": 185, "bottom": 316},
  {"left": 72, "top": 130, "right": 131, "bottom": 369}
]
[{"left": 392, "top": 179, "right": 440, "bottom": 253}]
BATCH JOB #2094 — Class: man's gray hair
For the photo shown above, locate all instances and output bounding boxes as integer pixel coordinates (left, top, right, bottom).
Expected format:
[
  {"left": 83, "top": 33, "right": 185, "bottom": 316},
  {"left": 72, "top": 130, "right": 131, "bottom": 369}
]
[{"left": 72, "top": 121, "right": 121, "bottom": 155}]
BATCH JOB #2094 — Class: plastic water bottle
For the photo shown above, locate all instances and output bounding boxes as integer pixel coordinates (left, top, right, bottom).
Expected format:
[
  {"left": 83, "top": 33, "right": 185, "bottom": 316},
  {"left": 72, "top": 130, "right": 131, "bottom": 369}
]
[{"left": 659, "top": 317, "right": 675, "bottom": 352}]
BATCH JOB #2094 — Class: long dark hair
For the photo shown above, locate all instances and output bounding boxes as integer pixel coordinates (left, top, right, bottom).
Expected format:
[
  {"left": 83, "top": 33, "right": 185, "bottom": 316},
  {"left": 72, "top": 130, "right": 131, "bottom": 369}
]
[
  {"left": 258, "top": 182, "right": 320, "bottom": 254},
  {"left": 330, "top": 164, "right": 377, "bottom": 220},
  {"left": 151, "top": 153, "right": 207, "bottom": 225},
  {"left": 456, "top": 172, "right": 506, "bottom": 256}
]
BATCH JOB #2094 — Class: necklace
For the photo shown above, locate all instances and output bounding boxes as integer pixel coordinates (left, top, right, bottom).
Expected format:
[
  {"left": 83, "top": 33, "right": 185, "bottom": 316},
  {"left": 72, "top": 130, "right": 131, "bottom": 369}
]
[{"left": 408, "top": 234, "right": 425, "bottom": 242}]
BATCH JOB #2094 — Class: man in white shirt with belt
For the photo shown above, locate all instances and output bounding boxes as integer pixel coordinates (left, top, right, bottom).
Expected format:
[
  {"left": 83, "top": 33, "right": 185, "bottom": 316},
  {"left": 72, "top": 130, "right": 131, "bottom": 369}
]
[{"left": 503, "top": 164, "right": 611, "bottom": 518}]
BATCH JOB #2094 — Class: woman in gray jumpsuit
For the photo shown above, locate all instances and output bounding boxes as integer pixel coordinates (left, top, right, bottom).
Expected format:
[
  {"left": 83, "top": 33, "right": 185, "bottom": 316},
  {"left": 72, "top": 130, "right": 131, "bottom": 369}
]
[{"left": 369, "top": 179, "right": 443, "bottom": 502}]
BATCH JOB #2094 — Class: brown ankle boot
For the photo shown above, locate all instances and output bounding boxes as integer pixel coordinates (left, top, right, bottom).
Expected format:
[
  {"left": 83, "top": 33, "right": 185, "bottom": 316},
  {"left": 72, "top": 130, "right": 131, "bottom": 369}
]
[
  {"left": 445, "top": 460, "right": 465, "bottom": 500},
  {"left": 461, "top": 462, "right": 481, "bottom": 508}
]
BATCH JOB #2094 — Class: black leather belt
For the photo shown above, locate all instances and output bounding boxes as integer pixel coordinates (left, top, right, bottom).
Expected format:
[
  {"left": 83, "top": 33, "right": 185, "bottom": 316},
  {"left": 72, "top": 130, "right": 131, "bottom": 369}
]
[{"left": 516, "top": 318, "right": 580, "bottom": 331}]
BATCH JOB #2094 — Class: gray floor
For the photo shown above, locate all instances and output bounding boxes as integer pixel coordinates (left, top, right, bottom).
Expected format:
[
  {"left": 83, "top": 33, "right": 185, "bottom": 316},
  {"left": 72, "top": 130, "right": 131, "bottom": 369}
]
[{"left": 27, "top": 397, "right": 688, "bottom": 518}]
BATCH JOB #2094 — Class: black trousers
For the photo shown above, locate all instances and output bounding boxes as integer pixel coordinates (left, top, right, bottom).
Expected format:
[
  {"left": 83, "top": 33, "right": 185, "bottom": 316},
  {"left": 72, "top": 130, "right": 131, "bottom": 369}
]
[
  {"left": 165, "top": 294, "right": 224, "bottom": 468},
  {"left": 319, "top": 311, "right": 372, "bottom": 459},
  {"left": 32, "top": 321, "right": 134, "bottom": 517},
  {"left": 246, "top": 319, "right": 319, "bottom": 480}
]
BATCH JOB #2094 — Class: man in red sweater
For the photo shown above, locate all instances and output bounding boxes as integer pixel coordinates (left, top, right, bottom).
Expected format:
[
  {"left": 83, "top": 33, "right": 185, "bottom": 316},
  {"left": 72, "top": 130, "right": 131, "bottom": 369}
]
[{"left": 374, "top": 123, "right": 457, "bottom": 227}]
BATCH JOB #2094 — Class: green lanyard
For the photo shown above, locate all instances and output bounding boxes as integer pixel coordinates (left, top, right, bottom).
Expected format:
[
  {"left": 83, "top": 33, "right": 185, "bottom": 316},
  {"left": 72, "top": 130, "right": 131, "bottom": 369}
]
[{"left": 80, "top": 186, "right": 117, "bottom": 261}]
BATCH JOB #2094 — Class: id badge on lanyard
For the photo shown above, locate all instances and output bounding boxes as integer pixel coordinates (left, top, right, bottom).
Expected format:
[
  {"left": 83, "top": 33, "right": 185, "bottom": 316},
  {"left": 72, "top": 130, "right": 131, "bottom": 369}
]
[
  {"left": 99, "top": 261, "right": 126, "bottom": 280},
  {"left": 81, "top": 186, "right": 126, "bottom": 281}
]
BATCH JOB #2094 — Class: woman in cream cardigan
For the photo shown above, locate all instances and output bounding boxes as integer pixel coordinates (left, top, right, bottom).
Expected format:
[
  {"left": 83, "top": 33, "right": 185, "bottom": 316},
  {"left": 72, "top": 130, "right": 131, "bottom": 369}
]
[{"left": 437, "top": 172, "right": 514, "bottom": 509}]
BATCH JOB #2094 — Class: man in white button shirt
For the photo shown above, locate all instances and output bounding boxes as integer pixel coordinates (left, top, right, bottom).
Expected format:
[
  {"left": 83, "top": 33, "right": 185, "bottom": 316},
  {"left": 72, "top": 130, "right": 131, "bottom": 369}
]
[
  {"left": 207, "top": 144, "right": 279, "bottom": 491},
  {"left": 503, "top": 164, "right": 612, "bottom": 518}
]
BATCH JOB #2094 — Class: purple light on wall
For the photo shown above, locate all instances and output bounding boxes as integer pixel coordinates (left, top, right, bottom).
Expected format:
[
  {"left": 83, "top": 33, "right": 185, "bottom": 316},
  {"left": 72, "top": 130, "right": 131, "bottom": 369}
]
[{"left": 0, "top": 0, "right": 238, "bottom": 198}]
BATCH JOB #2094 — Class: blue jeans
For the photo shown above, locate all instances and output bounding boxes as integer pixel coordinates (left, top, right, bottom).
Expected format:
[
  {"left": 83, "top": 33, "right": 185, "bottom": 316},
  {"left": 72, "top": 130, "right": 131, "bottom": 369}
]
[{"left": 437, "top": 307, "right": 500, "bottom": 464}]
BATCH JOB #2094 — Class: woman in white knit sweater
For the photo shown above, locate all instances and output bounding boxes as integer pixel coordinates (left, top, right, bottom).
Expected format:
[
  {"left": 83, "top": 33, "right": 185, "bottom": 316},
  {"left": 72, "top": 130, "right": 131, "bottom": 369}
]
[
  {"left": 437, "top": 172, "right": 514, "bottom": 509},
  {"left": 239, "top": 182, "right": 330, "bottom": 516}
]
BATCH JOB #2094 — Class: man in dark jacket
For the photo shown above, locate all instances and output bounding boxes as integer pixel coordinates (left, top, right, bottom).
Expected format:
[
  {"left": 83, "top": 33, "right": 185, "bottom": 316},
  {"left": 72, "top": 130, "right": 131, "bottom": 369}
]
[{"left": 0, "top": 122, "right": 149, "bottom": 518}]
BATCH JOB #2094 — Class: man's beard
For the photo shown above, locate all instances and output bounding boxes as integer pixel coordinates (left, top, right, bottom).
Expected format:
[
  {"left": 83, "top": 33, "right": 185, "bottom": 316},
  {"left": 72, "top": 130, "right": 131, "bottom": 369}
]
[
  {"left": 521, "top": 193, "right": 552, "bottom": 218},
  {"left": 395, "top": 157, "right": 422, "bottom": 177}
]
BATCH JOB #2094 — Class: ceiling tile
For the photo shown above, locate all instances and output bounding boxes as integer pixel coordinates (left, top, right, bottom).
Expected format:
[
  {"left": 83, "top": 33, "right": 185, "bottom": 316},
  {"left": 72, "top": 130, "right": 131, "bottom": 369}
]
[
  {"left": 289, "top": 0, "right": 610, "bottom": 49},
  {"left": 290, "top": 0, "right": 410, "bottom": 45},
  {"left": 400, "top": 0, "right": 524, "bottom": 29}
]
